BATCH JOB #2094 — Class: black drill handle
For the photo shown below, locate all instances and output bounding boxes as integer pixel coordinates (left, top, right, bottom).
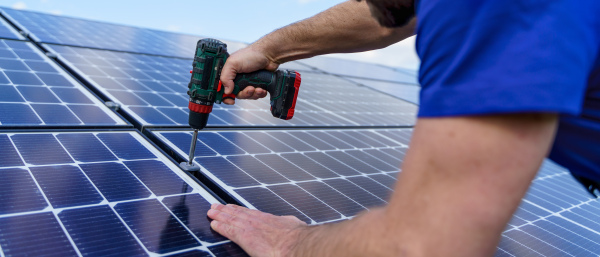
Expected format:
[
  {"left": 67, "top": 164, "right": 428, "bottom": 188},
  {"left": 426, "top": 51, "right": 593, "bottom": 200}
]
[{"left": 232, "top": 70, "right": 279, "bottom": 96}]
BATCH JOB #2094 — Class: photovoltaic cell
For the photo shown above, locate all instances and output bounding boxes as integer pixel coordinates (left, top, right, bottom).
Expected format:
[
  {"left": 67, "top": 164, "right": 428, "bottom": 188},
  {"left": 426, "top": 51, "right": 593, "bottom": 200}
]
[
  {"left": 0, "top": 39, "right": 126, "bottom": 127},
  {"left": 46, "top": 44, "right": 417, "bottom": 127},
  {"left": 1, "top": 8, "right": 247, "bottom": 58},
  {"left": 349, "top": 77, "right": 421, "bottom": 104},
  {"left": 0, "top": 131, "right": 236, "bottom": 257}
]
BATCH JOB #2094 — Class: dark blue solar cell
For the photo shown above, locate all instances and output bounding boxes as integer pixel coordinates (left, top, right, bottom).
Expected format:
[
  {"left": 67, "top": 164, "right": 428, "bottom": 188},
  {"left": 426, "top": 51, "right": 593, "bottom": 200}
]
[
  {"left": 288, "top": 131, "right": 336, "bottom": 150},
  {"left": 0, "top": 103, "right": 42, "bottom": 124},
  {"left": 328, "top": 131, "right": 372, "bottom": 149},
  {"left": 504, "top": 229, "right": 566, "bottom": 256},
  {"left": 206, "top": 112, "right": 228, "bottom": 125},
  {"left": 59, "top": 205, "right": 147, "bottom": 256},
  {"left": 347, "top": 176, "right": 393, "bottom": 201},
  {"left": 115, "top": 199, "right": 201, "bottom": 254},
  {"left": 57, "top": 133, "right": 117, "bottom": 162},
  {"left": 208, "top": 109, "right": 250, "bottom": 124},
  {"left": 218, "top": 132, "right": 271, "bottom": 154},
  {"left": 30, "top": 165, "right": 103, "bottom": 208},
  {"left": 297, "top": 181, "right": 366, "bottom": 217},
  {"left": 97, "top": 133, "right": 155, "bottom": 160},
  {"left": 0, "top": 49, "right": 16, "bottom": 58},
  {"left": 0, "top": 134, "right": 23, "bottom": 167},
  {"left": 268, "top": 132, "right": 315, "bottom": 151},
  {"left": 196, "top": 157, "right": 260, "bottom": 187},
  {"left": 521, "top": 224, "right": 595, "bottom": 257},
  {"left": 158, "top": 107, "right": 187, "bottom": 123},
  {"left": 303, "top": 152, "right": 361, "bottom": 176},
  {"left": 268, "top": 184, "right": 341, "bottom": 223},
  {"left": 280, "top": 153, "right": 338, "bottom": 179},
  {"left": 254, "top": 154, "right": 315, "bottom": 182},
  {"left": 242, "top": 132, "right": 295, "bottom": 153},
  {"left": 107, "top": 90, "right": 148, "bottom": 105},
  {"left": 0, "top": 59, "right": 29, "bottom": 71},
  {"left": 226, "top": 155, "right": 289, "bottom": 184},
  {"left": 160, "top": 132, "right": 218, "bottom": 157},
  {"left": 0, "top": 72, "right": 10, "bottom": 84},
  {"left": 0, "top": 212, "right": 77, "bottom": 256},
  {"left": 326, "top": 151, "right": 378, "bottom": 174},
  {"left": 344, "top": 150, "right": 398, "bottom": 172},
  {"left": 366, "top": 174, "right": 396, "bottom": 190},
  {"left": 68, "top": 104, "right": 117, "bottom": 124},
  {"left": 562, "top": 209, "right": 600, "bottom": 232},
  {"left": 497, "top": 234, "right": 542, "bottom": 257},
  {"left": 16, "top": 85, "right": 61, "bottom": 103},
  {"left": 24, "top": 60, "right": 57, "bottom": 72},
  {"left": 0, "top": 168, "right": 47, "bottom": 214},
  {"left": 12, "top": 133, "right": 73, "bottom": 165},
  {"left": 160, "top": 93, "right": 187, "bottom": 107},
  {"left": 51, "top": 87, "right": 94, "bottom": 104},
  {"left": 536, "top": 218, "right": 600, "bottom": 252},
  {"left": 196, "top": 132, "right": 246, "bottom": 156},
  {"left": 79, "top": 162, "right": 151, "bottom": 201},
  {"left": 162, "top": 194, "right": 227, "bottom": 243},
  {"left": 234, "top": 187, "right": 311, "bottom": 224},
  {"left": 128, "top": 106, "right": 175, "bottom": 124},
  {"left": 167, "top": 250, "right": 213, "bottom": 257},
  {"left": 136, "top": 92, "right": 173, "bottom": 106},
  {"left": 323, "top": 178, "right": 386, "bottom": 208},
  {"left": 92, "top": 77, "right": 126, "bottom": 90},
  {"left": 4, "top": 70, "right": 43, "bottom": 85},
  {"left": 31, "top": 104, "right": 81, "bottom": 124},
  {"left": 13, "top": 49, "right": 44, "bottom": 60},
  {"left": 209, "top": 242, "right": 249, "bottom": 257},
  {"left": 114, "top": 78, "right": 150, "bottom": 91},
  {"left": 124, "top": 160, "right": 191, "bottom": 196}
]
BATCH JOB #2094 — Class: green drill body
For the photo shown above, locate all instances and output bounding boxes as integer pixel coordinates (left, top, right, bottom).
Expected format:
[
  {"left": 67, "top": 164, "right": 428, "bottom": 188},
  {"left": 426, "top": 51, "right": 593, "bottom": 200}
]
[{"left": 186, "top": 38, "right": 301, "bottom": 130}]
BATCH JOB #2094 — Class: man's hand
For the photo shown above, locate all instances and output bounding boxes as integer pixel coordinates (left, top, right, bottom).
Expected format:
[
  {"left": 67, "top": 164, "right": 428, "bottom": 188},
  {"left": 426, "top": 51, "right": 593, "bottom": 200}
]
[
  {"left": 207, "top": 203, "right": 308, "bottom": 257},
  {"left": 220, "top": 45, "right": 279, "bottom": 105}
]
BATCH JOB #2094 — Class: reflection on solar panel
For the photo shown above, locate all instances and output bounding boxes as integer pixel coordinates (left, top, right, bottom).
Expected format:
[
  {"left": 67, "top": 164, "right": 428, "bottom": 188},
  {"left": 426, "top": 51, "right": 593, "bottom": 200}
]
[
  {"left": 0, "top": 40, "right": 126, "bottom": 126},
  {"left": 348, "top": 77, "right": 420, "bottom": 104},
  {"left": 46, "top": 44, "right": 417, "bottom": 127},
  {"left": 299, "top": 56, "right": 418, "bottom": 84},
  {"left": 0, "top": 131, "right": 246, "bottom": 257},
  {"left": 151, "top": 129, "right": 600, "bottom": 255},
  {"left": 0, "top": 8, "right": 247, "bottom": 58},
  {"left": 152, "top": 128, "right": 411, "bottom": 224},
  {"left": 0, "top": 16, "right": 23, "bottom": 40}
]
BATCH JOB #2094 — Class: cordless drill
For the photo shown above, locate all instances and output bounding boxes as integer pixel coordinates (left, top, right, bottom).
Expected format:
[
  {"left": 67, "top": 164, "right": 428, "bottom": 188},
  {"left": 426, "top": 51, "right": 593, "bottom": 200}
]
[{"left": 180, "top": 38, "right": 302, "bottom": 171}]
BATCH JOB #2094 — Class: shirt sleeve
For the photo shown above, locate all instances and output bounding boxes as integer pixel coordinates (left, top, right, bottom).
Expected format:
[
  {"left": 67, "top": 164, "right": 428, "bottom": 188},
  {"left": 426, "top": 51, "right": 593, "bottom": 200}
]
[{"left": 415, "top": 0, "right": 600, "bottom": 117}]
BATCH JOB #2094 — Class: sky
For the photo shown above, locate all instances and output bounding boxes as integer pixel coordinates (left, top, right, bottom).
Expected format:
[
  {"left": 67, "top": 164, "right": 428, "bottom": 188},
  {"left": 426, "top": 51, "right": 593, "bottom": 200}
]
[{"left": 4, "top": 0, "right": 420, "bottom": 70}]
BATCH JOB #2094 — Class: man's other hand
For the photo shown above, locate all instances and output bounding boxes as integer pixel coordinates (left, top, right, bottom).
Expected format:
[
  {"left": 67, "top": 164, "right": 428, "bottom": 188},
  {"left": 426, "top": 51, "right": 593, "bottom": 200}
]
[
  {"left": 207, "top": 203, "right": 308, "bottom": 257},
  {"left": 220, "top": 45, "right": 279, "bottom": 105}
]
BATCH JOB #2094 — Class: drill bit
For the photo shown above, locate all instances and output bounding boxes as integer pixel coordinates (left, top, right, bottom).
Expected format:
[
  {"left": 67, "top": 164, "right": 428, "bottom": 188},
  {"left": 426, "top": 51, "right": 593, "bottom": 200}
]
[{"left": 180, "top": 129, "right": 201, "bottom": 172}]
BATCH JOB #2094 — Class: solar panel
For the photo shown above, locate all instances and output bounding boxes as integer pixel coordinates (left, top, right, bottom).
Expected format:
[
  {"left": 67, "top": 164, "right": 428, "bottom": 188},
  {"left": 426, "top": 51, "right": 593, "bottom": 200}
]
[
  {"left": 150, "top": 128, "right": 600, "bottom": 255},
  {"left": 0, "top": 15, "right": 23, "bottom": 40},
  {"left": 0, "top": 39, "right": 127, "bottom": 127},
  {"left": 151, "top": 128, "right": 412, "bottom": 224},
  {"left": 298, "top": 55, "right": 419, "bottom": 84},
  {"left": 46, "top": 44, "right": 417, "bottom": 128},
  {"left": 0, "top": 8, "right": 246, "bottom": 58},
  {"left": 0, "top": 131, "right": 246, "bottom": 257},
  {"left": 348, "top": 77, "right": 421, "bottom": 104}
]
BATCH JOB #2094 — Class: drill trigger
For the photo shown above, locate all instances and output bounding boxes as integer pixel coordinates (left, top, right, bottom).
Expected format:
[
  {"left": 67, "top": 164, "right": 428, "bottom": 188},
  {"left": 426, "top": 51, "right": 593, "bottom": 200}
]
[{"left": 222, "top": 93, "right": 236, "bottom": 100}]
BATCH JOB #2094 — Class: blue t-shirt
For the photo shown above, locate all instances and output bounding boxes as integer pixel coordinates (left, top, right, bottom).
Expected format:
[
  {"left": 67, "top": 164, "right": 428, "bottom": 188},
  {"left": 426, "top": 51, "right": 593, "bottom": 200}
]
[{"left": 415, "top": 0, "right": 600, "bottom": 195}]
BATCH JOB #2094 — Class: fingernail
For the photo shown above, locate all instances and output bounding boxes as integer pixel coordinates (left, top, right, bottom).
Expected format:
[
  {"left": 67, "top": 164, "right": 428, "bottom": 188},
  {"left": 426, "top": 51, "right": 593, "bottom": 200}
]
[{"left": 207, "top": 209, "right": 216, "bottom": 216}]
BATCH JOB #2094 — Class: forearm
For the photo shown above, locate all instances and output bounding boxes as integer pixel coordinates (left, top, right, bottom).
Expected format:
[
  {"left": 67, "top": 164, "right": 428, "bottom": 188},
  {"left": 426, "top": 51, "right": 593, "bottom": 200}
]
[
  {"left": 291, "top": 114, "right": 558, "bottom": 257},
  {"left": 253, "top": 0, "right": 416, "bottom": 64}
]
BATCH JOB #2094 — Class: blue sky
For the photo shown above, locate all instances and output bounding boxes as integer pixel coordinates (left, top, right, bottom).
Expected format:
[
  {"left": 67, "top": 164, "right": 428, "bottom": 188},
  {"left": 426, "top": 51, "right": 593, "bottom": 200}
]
[{"left": 6, "top": 0, "right": 419, "bottom": 69}]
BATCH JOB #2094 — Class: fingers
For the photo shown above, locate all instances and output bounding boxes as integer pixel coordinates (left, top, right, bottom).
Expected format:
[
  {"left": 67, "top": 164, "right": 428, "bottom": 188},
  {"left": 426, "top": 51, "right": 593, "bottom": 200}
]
[
  {"left": 236, "top": 87, "right": 267, "bottom": 100},
  {"left": 210, "top": 220, "right": 241, "bottom": 242}
]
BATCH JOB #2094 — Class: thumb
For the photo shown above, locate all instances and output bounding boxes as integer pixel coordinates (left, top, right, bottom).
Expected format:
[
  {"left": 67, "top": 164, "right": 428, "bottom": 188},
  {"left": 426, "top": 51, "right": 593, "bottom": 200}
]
[{"left": 220, "top": 63, "right": 238, "bottom": 95}]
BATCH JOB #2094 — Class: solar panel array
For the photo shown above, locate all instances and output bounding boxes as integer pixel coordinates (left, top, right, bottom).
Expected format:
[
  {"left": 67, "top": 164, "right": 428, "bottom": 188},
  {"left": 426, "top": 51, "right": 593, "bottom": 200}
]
[
  {"left": 45, "top": 44, "right": 417, "bottom": 128},
  {"left": 0, "top": 6, "right": 598, "bottom": 257},
  {"left": 0, "top": 40, "right": 126, "bottom": 127},
  {"left": 0, "top": 131, "right": 245, "bottom": 256}
]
